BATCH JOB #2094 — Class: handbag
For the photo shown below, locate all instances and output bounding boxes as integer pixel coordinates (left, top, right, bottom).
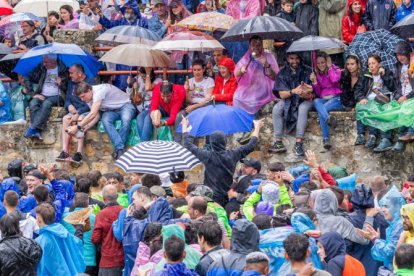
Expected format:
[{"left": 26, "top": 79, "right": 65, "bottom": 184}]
[{"left": 374, "top": 94, "right": 390, "bottom": 105}]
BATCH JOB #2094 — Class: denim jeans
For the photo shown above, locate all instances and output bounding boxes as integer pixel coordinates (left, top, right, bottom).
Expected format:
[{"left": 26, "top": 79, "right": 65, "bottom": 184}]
[
  {"left": 398, "top": 126, "right": 414, "bottom": 137},
  {"left": 101, "top": 103, "right": 136, "bottom": 150},
  {"left": 137, "top": 107, "right": 169, "bottom": 142},
  {"left": 29, "top": 95, "right": 64, "bottom": 130},
  {"left": 314, "top": 97, "right": 344, "bottom": 138},
  {"left": 356, "top": 120, "right": 392, "bottom": 139}
]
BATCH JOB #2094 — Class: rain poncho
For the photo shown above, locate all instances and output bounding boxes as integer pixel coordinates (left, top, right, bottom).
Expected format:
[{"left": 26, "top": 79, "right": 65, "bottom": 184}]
[
  {"left": 315, "top": 189, "right": 372, "bottom": 244},
  {"left": 401, "top": 204, "right": 414, "bottom": 245},
  {"left": 327, "top": 166, "right": 348, "bottom": 179},
  {"left": 123, "top": 197, "right": 190, "bottom": 276},
  {"left": 35, "top": 223, "right": 86, "bottom": 276},
  {"left": 233, "top": 50, "right": 279, "bottom": 114},
  {"left": 155, "top": 224, "right": 203, "bottom": 272},
  {"left": 0, "top": 80, "right": 12, "bottom": 124},
  {"left": 131, "top": 242, "right": 164, "bottom": 276},
  {"left": 8, "top": 82, "right": 33, "bottom": 121},
  {"left": 348, "top": 184, "right": 388, "bottom": 276},
  {"left": 154, "top": 263, "right": 199, "bottom": 276},
  {"left": 372, "top": 185, "right": 405, "bottom": 271},
  {"left": 225, "top": 0, "right": 264, "bottom": 19}
]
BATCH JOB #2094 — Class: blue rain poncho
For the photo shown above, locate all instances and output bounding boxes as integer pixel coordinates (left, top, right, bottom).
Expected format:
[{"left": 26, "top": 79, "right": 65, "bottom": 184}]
[
  {"left": 0, "top": 81, "right": 12, "bottom": 124},
  {"left": 371, "top": 185, "right": 405, "bottom": 271}
]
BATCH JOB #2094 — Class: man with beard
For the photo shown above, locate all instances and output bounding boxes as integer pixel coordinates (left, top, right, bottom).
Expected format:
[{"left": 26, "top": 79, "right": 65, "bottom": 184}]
[
  {"left": 270, "top": 52, "right": 314, "bottom": 156},
  {"left": 398, "top": 204, "right": 414, "bottom": 246}
]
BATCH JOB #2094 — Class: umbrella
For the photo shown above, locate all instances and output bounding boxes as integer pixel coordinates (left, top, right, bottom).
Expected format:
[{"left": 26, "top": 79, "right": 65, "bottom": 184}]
[
  {"left": 0, "top": 12, "right": 40, "bottom": 27},
  {"left": 175, "top": 104, "right": 255, "bottom": 136},
  {"left": 220, "top": 16, "right": 304, "bottom": 42},
  {"left": 0, "top": 52, "right": 25, "bottom": 80},
  {"left": 14, "top": 0, "right": 79, "bottom": 17},
  {"left": 99, "top": 43, "right": 176, "bottom": 68},
  {"left": 0, "top": 0, "right": 13, "bottom": 16},
  {"left": 96, "top": 25, "right": 162, "bottom": 47},
  {"left": 173, "top": 11, "right": 238, "bottom": 32},
  {"left": 390, "top": 13, "right": 414, "bottom": 38},
  {"left": 0, "top": 43, "right": 12, "bottom": 55},
  {"left": 346, "top": 29, "right": 404, "bottom": 71},
  {"left": 286, "top": 35, "right": 348, "bottom": 52},
  {"left": 115, "top": 141, "right": 201, "bottom": 174},
  {"left": 105, "top": 0, "right": 129, "bottom": 4},
  {"left": 13, "top": 43, "right": 103, "bottom": 77},
  {"left": 152, "top": 31, "right": 224, "bottom": 52}
]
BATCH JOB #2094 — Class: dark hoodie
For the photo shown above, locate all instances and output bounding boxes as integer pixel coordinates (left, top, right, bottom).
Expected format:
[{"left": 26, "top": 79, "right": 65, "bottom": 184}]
[
  {"left": 295, "top": 0, "right": 319, "bottom": 35},
  {"left": 183, "top": 132, "right": 258, "bottom": 206},
  {"left": 347, "top": 184, "right": 388, "bottom": 276},
  {"left": 206, "top": 219, "right": 260, "bottom": 276},
  {"left": 264, "top": 0, "right": 281, "bottom": 16},
  {"left": 394, "top": 41, "right": 414, "bottom": 100},
  {"left": 3, "top": 33, "right": 19, "bottom": 50},
  {"left": 276, "top": 8, "right": 296, "bottom": 22}
]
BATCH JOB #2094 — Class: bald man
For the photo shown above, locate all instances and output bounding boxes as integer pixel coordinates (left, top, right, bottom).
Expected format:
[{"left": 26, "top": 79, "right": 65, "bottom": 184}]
[{"left": 369, "top": 176, "right": 386, "bottom": 208}]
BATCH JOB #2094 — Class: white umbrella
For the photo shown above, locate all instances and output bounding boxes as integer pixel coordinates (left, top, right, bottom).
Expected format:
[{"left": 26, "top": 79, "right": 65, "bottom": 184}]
[
  {"left": 115, "top": 141, "right": 201, "bottom": 174},
  {"left": 14, "top": 0, "right": 80, "bottom": 17}
]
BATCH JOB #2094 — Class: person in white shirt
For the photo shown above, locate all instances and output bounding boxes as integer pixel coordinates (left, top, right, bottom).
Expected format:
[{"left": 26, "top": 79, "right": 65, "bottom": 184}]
[
  {"left": 175, "top": 59, "right": 215, "bottom": 143},
  {"left": 23, "top": 54, "right": 69, "bottom": 140},
  {"left": 66, "top": 82, "right": 137, "bottom": 159}
]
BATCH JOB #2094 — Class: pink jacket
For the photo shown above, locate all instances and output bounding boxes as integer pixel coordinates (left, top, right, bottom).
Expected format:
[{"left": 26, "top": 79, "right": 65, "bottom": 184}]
[
  {"left": 312, "top": 64, "right": 342, "bottom": 98},
  {"left": 131, "top": 242, "right": 163, "bottom": 276},
  {"left": 226, "top": 0, "right": 264, "bottom": 19}
]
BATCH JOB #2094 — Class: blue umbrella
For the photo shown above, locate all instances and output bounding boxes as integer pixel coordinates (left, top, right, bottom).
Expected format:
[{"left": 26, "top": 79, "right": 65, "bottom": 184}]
[
  {"left": 13, "top": 43, "right": 103, "bottom": 77},
  {"left": 176, "top": 104, "right": 255, "bottom": 137}
]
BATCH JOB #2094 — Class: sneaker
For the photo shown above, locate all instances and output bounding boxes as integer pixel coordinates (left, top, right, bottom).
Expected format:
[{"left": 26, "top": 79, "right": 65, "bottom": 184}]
[
  {"left": 354, "top": 134, "right": 366, "bottom": 145},
  {"left": 70, "top": 152, "right": 83, "bottom": 164},
  {"left": 398, "top": 133, "right": 414, "bottom": 143},
  {"left": 203, "top": 144, "right": 211, "bottom": 151},
  {"left": 391, "top": 141, "right": 405, "bottom": 152},
  {"left": 237, "top": 128, "right": 254, "bottom": 145},
  {"left": 293, "top": 142, "right": 305, "bottom": 156},
  {"left": 323, "top": 138, "right": 331, "bottom": 150},
  {"left": 23, "top": 127, "right": 35, "bottom": 139},
  {"left": 325, "top": 116, "right": 337, "bottom": 128},
  {"left": 365, "top": 135, "right": 376, "bottom": 148},
  {"left": 112, "top": 151, "right": 118, "bottom": 159},
  {"left": 373, "top": 138, "right": 393, "bottom": 153},
  {"left": 31, "top": 129, "right": 43, "bottom": 140},
  {"left": 268, "top": 141, "right": 287, "bottom": 153},
  {"left": 56, "top": 151, "right": 69, "bottom": 162},
  {"left": 116, "top": 149, "right": 126, "bottom": 159}
]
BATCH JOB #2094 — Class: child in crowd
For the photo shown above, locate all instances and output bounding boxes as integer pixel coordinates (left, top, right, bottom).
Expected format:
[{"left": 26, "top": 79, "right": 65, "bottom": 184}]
[{"left": 276, "top": 0, "right": 296, "bottom": 23}]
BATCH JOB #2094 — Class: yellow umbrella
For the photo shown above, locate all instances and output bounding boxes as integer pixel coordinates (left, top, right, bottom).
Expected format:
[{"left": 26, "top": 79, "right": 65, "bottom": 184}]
[{"left": 173, "top": 11, "right": 238, "bottom": 32}]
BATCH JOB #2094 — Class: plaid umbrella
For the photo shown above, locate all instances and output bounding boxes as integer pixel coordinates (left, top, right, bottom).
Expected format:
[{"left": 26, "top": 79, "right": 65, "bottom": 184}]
[
  {"left": 174, "top": 11, "right": 238, "bottom": 32},
  {"left": 346, "top": 29, "right": 404, "bottom": 71}
]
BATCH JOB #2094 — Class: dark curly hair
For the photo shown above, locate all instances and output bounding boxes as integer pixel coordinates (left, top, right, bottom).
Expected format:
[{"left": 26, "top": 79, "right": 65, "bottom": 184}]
[{"left": 142, "top": 222, "right": 163, "bottom": 257}]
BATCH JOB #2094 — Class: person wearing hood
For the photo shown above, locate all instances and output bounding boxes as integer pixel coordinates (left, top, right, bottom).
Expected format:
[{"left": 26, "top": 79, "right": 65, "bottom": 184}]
[
  {"left": 6, "top": 159, "right": 25, "bottom": 195},
  {"left": 182, "top": 116, "right": 264, "bottom": 207},
  {"left": 398, "top": 204, "right": 414, "bottom": 246},
  {"left": 211, "top": 57, "right": 237, "bottom": 106},
  {"left": 393, "top": 41, "right": 414, "bottom": 146},
  {"left": 295, "top": 0, "right": 319, "bottom": 36},
  {"left": 35, "top": 203, "right": 86, "bottom": 275},
  {"left": 264, "top": 0, "right": 281, "bottom": 16},
  {"left": 363, "top": 0, "right": 396, "bottom": 31},
  {"left": 377, "top": 244, "right": 414, "bottom": 276},
  {"left": 3, "top": 33, "right": 19, "bottom": 50},
  {"left": 0, "top": 80, "right": 12, "bottom": 125},
  {"left": 226, "top": 0, "right": 262, "bottom": 19},
  {"left": 207, "top": 219, "right": 260, "bottom": 276},
  {"left": 270, "top": 52, "right": 314, "bottom": 156},
  {"left": 347, "top": 184, "right": 388, "bottom": 276},
  {"left": 397, "top": 0, "right": 414, "bottom": 22},
  {"left": 0, "top": 214, "right": 43, "bottom": 275},
  {"left": 342, "top": 0, "right": 367, "bottom": 43},
  {"left": 315, "top": 189, "right": 374, "bottom": 245},
  {"left": 357, "top": 185, "right": 405, "bottom": 272},
  {"left": 316, "top": 232, "right": 366, "bottom": 276},
  {"left": 8, "top": 75, "right": 33, "bottom": 122}
]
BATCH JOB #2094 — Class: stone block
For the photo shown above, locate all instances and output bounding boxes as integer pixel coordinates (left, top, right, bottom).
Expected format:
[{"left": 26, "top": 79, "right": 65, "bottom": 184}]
[
  {"left": 84, "top": 144, "right": 96, "bottom": 157},
  {"left": 6, "top": 152, "right": 24, "bottom": 163},
  {"left": 53, "top": 29, "right": 98, "bottom": 54},
  {"left": 25, "top": 107, "right": 67, "bottom": 121},
  {"left": 91, "top": 162, "right": 110, "bottom": 174}
]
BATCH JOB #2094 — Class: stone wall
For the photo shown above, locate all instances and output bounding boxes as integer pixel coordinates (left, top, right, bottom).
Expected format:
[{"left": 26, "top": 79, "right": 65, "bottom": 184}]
[{"left": 0, "top": 102, "right": 411, "bottom": 187}]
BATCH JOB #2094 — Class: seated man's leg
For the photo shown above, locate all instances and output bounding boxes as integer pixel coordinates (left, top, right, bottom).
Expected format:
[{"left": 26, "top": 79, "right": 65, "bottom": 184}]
[
  {"left": 28, "top": 98, "right": 43, "bottom": 124},
  {"left": 295, "top": 100, "right": 314, "bottom": 155},
  {"left": 117, "top": 103, "right": 137, "bottom": 149},
  {"left": 137, "top": 110, "right": 152, "bottom": 142},
  {"left": 391, "top": 127, "right": 406, "bottom": 152},
  {"left": 355, "top": 120, "right": 367, "bottom": 145},
  {"left": 314, "top": 98, "right": 329, "bottom": 138},
  {"left": 373, "top": 129, "right": 393, "bottom": 153},
  {"left": 56, "top": 115, "right": 72, "bottom": 161},
  {"left": 31, "top": 96, "right": 62, "bottom": 131},
  {"left": 174, "top": 109, "right": 187, "bottom": 143},
  {"left": 365, "top": 126, "right": 378, "bottom": 148},
  {"left": 71, "top": 113, "right": 101, "bottom": 163},
  {"left": 399, "top": 126, "right": 414, "bottom": 143},
  {"left": 269, "top": 99, "right": 287, "bottom": 153},
  {"left": 101, "top": 110, "right": 122, "bottom": 157}
]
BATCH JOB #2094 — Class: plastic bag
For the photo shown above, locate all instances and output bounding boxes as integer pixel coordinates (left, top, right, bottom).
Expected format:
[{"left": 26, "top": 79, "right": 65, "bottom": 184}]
[
  {"left": 287, "top": 164, "right": 309, "bottom": 179},
  {"left": 327, "top": 166, "right": 348, "bottom": 180},
  {"left": 292, "top": 174, "right": 310, "bottom": 194},
  {"left": 336, "top": 173, "right": 357, "bottom": 193}
]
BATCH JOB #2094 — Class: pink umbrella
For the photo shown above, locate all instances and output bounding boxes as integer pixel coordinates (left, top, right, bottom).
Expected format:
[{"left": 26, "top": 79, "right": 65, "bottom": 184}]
[{"left": 0, "top": 0, "right": 13, "bottom": 16}]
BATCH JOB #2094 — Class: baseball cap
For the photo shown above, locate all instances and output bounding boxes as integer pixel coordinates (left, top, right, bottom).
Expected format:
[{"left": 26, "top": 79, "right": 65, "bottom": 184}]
[
  {"left": 190, "top": 185, "right": 214, "bottom": 202},
  {"left": 26, "top": 169, "right": 44, "bottom": 180},
  {"left": 241, "top": 158, "right": 261, "bottom": 172},
  {"left": 150, "top": 186, "right": 166, "bottom": 198},
  {"left": 153, "top": 0, "right": 166, "bottom": 5}
]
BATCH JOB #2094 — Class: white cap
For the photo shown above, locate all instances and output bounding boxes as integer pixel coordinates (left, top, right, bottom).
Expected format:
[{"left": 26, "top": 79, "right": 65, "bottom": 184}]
[{"left": 159, "top": 172, "right": 173, "bottom": 187}]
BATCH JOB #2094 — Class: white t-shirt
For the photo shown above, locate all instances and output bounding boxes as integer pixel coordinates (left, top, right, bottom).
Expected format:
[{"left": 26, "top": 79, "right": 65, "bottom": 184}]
[
  {"left": 189, "top": 77, "right": 215, "bottom": 103},
  {"left": 401, "top": 64, "right": 413, "bottom": 96},
  {"left": 222, "top": 79, "right": 228, "bottom": 94},
  {"left": 88, "top": 84, "right": 131, "bottom": 110},
  {"left": 367, "top": 74, "right": 383, "bottom": 100},
  {"left": 41, "top": 67, "right": 60, "bottom": 97}
]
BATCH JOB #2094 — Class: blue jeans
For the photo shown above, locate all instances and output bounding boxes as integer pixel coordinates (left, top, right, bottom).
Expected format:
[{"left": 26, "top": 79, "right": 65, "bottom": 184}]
[
  {"left": 314, "top": 97, "right": 344, "bottom": 138},
  {"left": 29, "top": 95, "right": 64, "bottom": 130},
  {"left": 356, "top": 120, "right": 392, "bottom": 139},
  {"left": 101, "top": 103, "right": 136, "bottom": 150},
  {"left": 137, "top": 107, "right": 169, "bottom": 142}
]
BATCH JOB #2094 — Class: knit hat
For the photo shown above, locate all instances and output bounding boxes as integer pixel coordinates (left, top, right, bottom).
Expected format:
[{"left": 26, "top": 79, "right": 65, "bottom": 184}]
[
  {"left": 262, "top": 181, "right": 281, "bottom": 204},
  {"left": 256, "top": 201, "right": 274, "bottom": 216}
]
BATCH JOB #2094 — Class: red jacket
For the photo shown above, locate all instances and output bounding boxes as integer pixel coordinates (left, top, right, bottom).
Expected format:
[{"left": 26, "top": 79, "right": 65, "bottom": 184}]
[
  {"left": 212, "top": 57, "right": 238, "bottom": 106},
  {"left": 150, "top": 83, "right": 186, "bottom": 126},
  {"left": 319, "top": 166, "right": 336, "bottom": 187},
  {"left": 342, "top": 0, "right": 365, "bottom": 42},
  {"left": 91, "top": 202, "right": 124, "bottom": 268}
]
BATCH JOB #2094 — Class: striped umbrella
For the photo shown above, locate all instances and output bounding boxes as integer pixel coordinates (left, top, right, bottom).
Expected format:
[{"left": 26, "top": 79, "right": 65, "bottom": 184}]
[{"left": 115, "top": 141, "right": 201, "bottom": 174}]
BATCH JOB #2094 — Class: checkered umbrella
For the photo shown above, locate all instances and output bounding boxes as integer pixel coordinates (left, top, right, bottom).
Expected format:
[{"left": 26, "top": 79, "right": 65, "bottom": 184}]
[{"left": 346, "top": 29, "right": 404, "bottom": 71}]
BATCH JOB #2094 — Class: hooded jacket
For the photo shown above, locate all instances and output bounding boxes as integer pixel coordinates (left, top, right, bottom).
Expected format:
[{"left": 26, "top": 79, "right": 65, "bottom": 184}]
[
  {"left": 342, "top": 0, "right": 365, "bottom": 42},
  {"left": 317, "top": 232, "right": 366, "bottom": 276},
  {"left": 196, "top": 246, "right": 230, "bottom": 276},
  {"left": 295, "top": 0, "right": 319, "bottom": 36},
  {"left": 4, "top": 33, "right": 19, "bottom": 50},
  {"left": 273, "top": 55, "right": 313, "bottom": 134},
  {"left": 207, "top": 219, "right": 260, "bottom": 276},
  {"left": 0, "top": 234, "right": 43, "bottom": 276},
  {"left": 394, "top": 41, "right": 414, "bottom": 100},
  {"left": 99, "top": 0, "right": 148, "bottom": 29},
  {"left": 319, "top": 0, "right": 348, "bottom": 54},
  {"left": 315, "top": 189, "right": 372, "bottom": 245},
  {"left": 396, "top": 1, "right": 414, "bottom": 22},
  {"left": 339, "top": 70, "right": 367, "bottom": 110},
  {"left": 347, "top": 184, "right": 388, "bottom": 276},
  {"left": 183, "top": 131, "right": 258, "bottom": 206},
  {"left": 276, "top": 9, "right": 296, "bottom": 22},
  {"left": 401, "top": 204, "right": 414, "bottom": 245},
  {"left": 363, "top": 0, "right": 396, "bottom": 31},
  {"left": 154, "top": 263, "right": 199, "bottom": 276},
  {"left": 263, "top": 0, "right": 281, "bottom": 16},
  {"left": 212, "top": 57, "right": 237, "bottom": 106},
  {"left": 0, "top": 210, "right": 39, "bottom": 240},
  {"left": 36, "top": 223, "right": 86, "bottom": 276}
]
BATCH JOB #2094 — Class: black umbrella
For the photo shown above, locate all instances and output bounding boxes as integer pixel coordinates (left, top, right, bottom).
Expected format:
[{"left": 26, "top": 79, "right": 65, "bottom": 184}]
[
  {"left": 0, "top": 52, "right": 25, "bottom": 80},
  {"left": 390, "top": 13, "right": 414, "bottom": 38},
  {"left": 287, "top": 35, "right": 348, "bottom": 52},
  {"left": 220, "top": 16, "right": 304, "bottom": 42}
]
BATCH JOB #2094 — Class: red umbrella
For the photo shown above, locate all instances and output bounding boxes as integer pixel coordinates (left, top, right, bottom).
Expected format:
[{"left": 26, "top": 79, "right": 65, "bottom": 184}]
[{"left": 0, "top": 0, "right": 13, "bottom": 16}]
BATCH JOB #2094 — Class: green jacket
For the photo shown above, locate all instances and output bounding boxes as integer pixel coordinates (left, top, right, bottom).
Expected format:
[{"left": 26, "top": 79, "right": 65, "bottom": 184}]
[
  {"left": 395, "top": 269, "right": 414, "bottom": 276},
  {"left": 242, "top": 185, "right": 292, "bottom": 221},
  {"left": 117, "top": 193, "right": 129, "bottom": 208}
]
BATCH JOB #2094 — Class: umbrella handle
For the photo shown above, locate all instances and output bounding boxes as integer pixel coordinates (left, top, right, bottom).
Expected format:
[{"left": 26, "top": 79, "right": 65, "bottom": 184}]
[
  {"left": 154, "top": 126, "right": 158, "bottom": 141},
  {"left": 236, "top": 56, "right": 253, "bottom": 83},
  {"left": 185, "top": 76, "right": 196, "bottom": 91}
]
